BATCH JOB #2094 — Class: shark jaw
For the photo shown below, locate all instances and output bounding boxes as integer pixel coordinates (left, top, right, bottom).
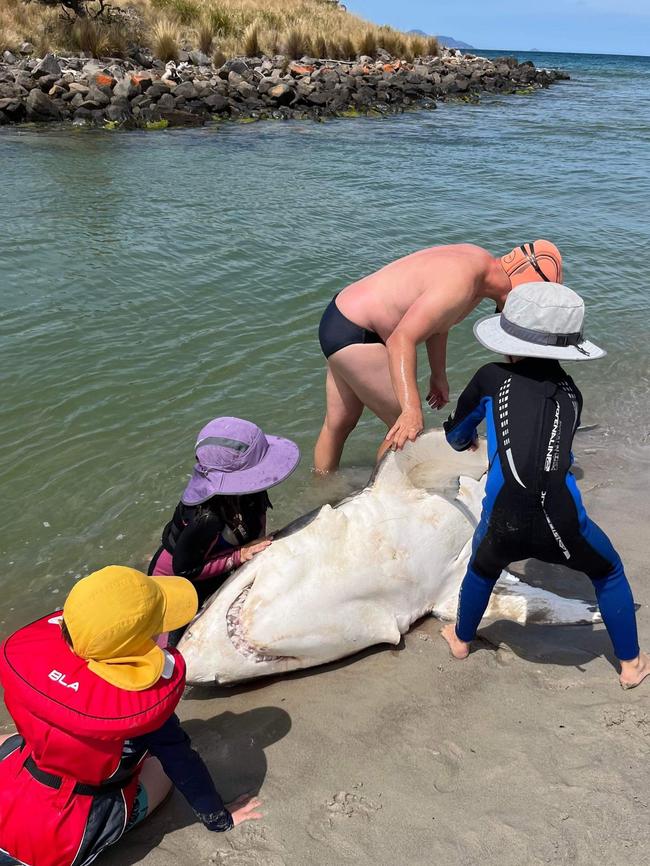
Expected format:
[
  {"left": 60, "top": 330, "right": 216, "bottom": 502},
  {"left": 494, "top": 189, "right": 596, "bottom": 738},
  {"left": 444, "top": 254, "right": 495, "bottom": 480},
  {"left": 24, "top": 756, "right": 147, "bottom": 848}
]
[{"left": 226, "top": 584, "right": 291, "bottom": 665}]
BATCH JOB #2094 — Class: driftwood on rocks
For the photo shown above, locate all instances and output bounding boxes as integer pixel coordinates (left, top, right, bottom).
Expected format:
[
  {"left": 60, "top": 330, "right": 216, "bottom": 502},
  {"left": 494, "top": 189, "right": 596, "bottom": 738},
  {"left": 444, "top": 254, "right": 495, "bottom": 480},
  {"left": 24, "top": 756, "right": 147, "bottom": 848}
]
[{"left": 0, "top": 47, "right": 570, "bottom": 129}]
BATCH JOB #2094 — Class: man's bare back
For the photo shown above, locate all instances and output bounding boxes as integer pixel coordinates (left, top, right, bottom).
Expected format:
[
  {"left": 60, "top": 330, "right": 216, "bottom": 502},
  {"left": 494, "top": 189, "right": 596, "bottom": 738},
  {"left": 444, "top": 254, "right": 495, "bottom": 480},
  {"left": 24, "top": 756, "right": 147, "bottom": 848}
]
[
  {"left": 314, "top": 240, "right": 563, "bottom": 473},
  {"left": 337, "top": 244, "right": 498, "bottom": 340}
]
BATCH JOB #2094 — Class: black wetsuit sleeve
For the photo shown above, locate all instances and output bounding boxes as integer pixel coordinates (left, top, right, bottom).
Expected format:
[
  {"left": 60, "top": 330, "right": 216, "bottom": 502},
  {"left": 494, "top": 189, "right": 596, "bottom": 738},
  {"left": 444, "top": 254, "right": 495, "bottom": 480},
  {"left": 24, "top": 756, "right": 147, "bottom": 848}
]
[
  {"left": 443, "top": 369, "right": 489, "bottom": 451},
  {"left": 171, "top": 511, "right": 224, "bottom": 579},
  {"left": 137, "top": 714, "right": 234, "bottom": 831}
]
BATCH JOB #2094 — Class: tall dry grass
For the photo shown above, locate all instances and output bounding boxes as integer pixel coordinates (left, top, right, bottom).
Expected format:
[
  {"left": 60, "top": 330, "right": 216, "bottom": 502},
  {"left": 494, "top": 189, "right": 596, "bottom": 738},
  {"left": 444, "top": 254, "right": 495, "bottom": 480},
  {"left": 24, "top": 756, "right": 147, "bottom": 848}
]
[{"left": 0, "top": 0, "right": 442, "bottom": 63}]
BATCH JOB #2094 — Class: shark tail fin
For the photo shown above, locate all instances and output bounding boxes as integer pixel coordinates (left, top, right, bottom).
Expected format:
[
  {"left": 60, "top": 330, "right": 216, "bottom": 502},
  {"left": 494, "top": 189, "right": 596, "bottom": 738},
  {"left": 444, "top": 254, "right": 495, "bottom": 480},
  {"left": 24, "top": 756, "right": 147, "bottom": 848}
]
[{"left": 486, "top": 572, "right": 602, "bottom": 626}]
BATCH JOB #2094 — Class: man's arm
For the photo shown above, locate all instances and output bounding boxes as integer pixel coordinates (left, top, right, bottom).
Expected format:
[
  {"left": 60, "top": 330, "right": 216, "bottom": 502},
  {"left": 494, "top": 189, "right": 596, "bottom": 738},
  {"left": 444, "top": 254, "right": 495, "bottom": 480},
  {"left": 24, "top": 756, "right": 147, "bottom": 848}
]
[
  {"left": 385, "top": 288, "right": 472, "bottom": 450},
  {"left": 425, "top": 333, "right": 449, "bottom": 410},
  {"left": 443, "top": 370, "right": 487, "bottom": 451}
]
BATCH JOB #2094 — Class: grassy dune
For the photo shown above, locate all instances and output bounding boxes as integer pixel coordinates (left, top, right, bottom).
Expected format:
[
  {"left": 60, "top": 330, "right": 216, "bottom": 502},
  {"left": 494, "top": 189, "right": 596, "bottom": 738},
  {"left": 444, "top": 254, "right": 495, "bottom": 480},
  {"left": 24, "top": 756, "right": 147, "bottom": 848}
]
[{"left": 0, "top": 0, "right": 440, "bottom": 64}]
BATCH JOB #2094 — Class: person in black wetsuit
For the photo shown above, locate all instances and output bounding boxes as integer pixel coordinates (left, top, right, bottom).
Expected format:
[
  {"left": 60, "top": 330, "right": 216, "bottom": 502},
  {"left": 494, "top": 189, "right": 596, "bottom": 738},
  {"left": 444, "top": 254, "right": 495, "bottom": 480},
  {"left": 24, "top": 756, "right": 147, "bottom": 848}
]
[{"left": 441, "top": 281, "right": 649, "bottom": 689}]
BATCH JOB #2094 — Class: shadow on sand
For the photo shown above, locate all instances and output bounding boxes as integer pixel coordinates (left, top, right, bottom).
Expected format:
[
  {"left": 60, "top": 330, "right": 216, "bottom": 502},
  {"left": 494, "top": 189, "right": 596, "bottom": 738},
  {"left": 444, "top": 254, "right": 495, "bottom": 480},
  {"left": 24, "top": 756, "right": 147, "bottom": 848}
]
[{"left": 103, "top": 705, "right": 291, "bottom": 866}]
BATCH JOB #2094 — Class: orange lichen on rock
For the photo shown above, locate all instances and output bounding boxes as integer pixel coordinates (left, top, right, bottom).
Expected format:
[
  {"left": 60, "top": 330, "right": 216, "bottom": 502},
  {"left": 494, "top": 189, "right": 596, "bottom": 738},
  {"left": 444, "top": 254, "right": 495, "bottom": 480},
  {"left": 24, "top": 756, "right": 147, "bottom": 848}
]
[
  {"left": 289, "top": 63, "right": 315, "bottom": 75},
  {"left": 94, "top": 73, "right": 115, "bottom": 88}
]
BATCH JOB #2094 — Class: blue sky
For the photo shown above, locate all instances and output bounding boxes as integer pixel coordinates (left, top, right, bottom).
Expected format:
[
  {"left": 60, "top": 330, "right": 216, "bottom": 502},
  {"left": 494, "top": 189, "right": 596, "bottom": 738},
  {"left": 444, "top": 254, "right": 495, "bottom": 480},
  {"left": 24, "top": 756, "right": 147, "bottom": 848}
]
[{"left": 344, "top": 0, "right": 650, "bottom": 56}]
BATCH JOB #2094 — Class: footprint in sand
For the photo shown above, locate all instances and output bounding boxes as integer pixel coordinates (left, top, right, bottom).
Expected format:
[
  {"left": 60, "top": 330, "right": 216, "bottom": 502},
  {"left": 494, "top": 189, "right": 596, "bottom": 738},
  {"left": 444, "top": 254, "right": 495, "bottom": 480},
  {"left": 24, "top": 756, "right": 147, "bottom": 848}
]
[
  {"left": 306, "top": 783, "right": 382, "bottom": 858},
  {"left": 209, "top": 823, "right": 287, "bottom": 866},
  {"left": 429, "top": 740, "right": 464, "bottom": 794},
  {"left": 604, "top": 706, "right": 650, "bottom": 738}
]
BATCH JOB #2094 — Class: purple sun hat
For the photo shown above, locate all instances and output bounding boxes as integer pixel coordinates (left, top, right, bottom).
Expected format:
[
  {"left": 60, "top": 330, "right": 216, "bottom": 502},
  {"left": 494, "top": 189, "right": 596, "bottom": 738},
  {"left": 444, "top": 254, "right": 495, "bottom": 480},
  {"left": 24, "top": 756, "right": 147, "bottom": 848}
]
[{"left": 181, "top": 417, "right": 300, "bottom": 505}]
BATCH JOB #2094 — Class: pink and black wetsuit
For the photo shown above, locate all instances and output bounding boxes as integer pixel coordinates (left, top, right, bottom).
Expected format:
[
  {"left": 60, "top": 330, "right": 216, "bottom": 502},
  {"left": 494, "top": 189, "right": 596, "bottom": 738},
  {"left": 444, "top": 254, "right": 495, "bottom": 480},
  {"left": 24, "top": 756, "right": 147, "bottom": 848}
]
[{"left": 148, "top": 492, "right": 270, "bottom": 605}]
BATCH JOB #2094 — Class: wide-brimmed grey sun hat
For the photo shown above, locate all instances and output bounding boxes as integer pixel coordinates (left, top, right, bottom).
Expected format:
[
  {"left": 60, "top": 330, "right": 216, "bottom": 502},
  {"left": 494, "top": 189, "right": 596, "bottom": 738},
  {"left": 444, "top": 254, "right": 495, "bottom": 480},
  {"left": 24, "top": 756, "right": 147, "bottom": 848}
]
[
  {"left": 474, "top": 282, "right": 605, "bottom": 361},
  {"left": 181, "top": 417, "right": 300, "bottom": 505}
]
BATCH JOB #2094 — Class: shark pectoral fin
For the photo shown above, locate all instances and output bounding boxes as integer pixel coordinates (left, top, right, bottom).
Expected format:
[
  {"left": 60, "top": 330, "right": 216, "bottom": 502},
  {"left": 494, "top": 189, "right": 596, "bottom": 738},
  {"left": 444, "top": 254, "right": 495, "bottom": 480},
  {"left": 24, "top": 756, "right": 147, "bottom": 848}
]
[{"left": 487, "top": 571, "right": 602, "bottom": 626}]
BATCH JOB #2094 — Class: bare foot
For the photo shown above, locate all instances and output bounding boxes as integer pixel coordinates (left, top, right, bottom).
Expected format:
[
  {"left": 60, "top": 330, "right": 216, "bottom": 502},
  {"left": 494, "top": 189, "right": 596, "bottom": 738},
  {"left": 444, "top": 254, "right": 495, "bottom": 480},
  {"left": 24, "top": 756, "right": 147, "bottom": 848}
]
[
  {"left": 440, "top": 623, "right": 470, "bottom": 660},
  {"left": 619, "top": 651, "right": 650, "bottom": 690}
]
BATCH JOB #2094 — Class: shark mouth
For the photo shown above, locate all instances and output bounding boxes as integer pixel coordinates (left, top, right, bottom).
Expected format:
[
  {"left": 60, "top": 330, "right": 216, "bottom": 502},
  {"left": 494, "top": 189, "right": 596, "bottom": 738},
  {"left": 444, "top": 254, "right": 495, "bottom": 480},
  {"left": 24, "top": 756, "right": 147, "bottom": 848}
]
[{"left": 226, "top": 585, "right": 291, "bottom": 664}]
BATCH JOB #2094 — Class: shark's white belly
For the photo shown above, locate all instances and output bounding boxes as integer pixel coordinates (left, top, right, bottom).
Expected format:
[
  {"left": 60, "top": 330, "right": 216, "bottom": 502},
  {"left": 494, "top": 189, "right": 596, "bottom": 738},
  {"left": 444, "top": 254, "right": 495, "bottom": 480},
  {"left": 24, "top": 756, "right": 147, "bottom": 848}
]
[{"left": 179, "top": 431, "right": 599, "bottom": 684}]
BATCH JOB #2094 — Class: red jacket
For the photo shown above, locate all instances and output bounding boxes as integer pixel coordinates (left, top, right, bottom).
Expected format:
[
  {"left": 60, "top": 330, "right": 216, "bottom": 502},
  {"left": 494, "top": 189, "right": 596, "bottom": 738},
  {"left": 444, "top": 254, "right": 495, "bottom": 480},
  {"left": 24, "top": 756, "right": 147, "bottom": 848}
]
[{"left": 0, "top": 613, "right": 186, "bottom": 866}]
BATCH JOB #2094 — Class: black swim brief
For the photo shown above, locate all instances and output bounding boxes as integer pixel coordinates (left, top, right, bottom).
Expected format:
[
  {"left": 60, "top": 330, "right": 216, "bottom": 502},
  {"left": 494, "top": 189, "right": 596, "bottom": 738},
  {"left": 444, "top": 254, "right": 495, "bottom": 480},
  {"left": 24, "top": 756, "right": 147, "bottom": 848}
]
[{"left": 318, "top": 296, "right": 384, "bottom": 359}]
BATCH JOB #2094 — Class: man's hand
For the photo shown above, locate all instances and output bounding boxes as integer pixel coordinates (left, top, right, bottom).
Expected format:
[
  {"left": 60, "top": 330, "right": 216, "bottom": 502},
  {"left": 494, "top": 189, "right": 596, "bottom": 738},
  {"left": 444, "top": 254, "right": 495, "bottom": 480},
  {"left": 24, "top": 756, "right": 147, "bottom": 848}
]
[
  {"left": 385, "top": 407, "right": 424, "bottom": 450},
  {"left": 426, "top": 373, "right": 449, "bottom": 411}
]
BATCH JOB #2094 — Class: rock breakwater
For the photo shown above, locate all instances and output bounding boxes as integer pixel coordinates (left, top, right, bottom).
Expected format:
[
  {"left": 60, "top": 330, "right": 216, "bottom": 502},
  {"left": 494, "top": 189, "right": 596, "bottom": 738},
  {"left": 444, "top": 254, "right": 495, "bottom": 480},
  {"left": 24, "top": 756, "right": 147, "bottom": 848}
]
[{"left": 0, "top": 47, "right": 569, "bottom": 128}]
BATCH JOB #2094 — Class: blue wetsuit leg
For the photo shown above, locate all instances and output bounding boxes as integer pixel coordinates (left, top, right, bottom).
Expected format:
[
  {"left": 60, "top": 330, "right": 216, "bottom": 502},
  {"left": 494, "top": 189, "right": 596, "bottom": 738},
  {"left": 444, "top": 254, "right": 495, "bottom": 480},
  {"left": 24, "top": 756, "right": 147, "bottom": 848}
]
[
  {"left": 455, "top": 567, "right": 498, "bottom": 643},
  {"left": 578, "top": 516, "right": 639, "bottom": 661}
]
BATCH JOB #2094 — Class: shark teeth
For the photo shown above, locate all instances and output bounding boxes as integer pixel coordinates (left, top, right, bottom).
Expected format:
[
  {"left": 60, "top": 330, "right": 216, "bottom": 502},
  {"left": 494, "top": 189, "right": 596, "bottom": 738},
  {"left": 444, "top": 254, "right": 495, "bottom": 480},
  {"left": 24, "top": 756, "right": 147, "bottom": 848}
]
[{"left": 226, "top": 585, "right": 290, "bottom": 664}]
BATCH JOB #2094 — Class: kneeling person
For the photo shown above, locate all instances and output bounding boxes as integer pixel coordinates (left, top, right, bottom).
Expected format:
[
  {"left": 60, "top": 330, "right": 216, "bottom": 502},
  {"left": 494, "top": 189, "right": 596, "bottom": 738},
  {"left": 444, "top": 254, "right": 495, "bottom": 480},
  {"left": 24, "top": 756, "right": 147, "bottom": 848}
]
[
  {"left": 441, "top": 282, "right": 649, "bottom": 689},
  {"left": 0, "top": 566, "right": 260, "bottom": 866}
]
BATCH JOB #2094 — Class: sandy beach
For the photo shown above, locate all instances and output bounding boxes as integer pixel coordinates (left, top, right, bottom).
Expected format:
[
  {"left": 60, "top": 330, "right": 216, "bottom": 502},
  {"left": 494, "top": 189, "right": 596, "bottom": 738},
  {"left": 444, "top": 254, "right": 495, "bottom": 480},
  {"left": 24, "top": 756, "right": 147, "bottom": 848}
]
[{"left": 99, "top": 431, "right": 650, "bottom": 866}]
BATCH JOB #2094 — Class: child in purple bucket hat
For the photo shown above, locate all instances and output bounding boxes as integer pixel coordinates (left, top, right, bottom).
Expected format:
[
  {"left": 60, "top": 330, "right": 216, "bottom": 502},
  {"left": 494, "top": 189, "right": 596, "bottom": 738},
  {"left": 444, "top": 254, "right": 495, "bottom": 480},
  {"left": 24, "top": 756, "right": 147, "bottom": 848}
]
[{"left": 148, "top": 418, "right": 300, "bottom": 614}]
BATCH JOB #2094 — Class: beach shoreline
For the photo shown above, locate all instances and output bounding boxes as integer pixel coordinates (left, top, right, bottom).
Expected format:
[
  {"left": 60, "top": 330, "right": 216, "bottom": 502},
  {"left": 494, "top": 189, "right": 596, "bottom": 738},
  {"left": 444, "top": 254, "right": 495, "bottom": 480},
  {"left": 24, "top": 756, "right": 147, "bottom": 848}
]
[{"left": 0, "top": 48, "right": 568, "bottom": 129}]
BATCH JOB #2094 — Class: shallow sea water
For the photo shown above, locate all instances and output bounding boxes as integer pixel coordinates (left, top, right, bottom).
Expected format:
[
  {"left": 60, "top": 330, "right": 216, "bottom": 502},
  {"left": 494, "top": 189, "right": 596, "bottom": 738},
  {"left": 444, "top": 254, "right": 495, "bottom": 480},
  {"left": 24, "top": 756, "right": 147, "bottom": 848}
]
[{"left": 0, "top": 50, "right": 648, "bottom": 634}]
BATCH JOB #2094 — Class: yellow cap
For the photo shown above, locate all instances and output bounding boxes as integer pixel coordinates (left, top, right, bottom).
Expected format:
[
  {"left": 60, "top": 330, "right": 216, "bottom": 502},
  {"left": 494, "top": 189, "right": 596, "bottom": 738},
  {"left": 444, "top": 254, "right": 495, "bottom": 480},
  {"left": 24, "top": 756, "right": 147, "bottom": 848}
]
[{"left": 63, "top": 566, "right": 198, "bottom": 692}]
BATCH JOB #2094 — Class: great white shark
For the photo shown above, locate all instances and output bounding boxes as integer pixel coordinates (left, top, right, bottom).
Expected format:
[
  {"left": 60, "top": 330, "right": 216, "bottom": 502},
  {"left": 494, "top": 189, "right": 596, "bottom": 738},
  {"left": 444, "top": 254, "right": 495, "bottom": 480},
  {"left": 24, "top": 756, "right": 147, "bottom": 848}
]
[{"left": 179, "top": 431, "right": 599, "bottom": 684}]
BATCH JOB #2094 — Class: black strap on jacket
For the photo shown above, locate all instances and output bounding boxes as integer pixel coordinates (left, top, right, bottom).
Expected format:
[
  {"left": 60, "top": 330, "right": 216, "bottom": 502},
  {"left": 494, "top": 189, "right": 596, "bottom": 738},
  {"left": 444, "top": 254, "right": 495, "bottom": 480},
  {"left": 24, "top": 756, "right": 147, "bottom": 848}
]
[{"left": 24, "top": 755, "right": 134, "bottom": 797}]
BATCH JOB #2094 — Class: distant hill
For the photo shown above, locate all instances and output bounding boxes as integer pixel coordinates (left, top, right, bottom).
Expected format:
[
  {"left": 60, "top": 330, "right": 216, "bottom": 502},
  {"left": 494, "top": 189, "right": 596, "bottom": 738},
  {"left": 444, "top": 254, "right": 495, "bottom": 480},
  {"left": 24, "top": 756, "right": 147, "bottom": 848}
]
[{"left": 408, "top": 30, "right": 475, "bottom": 50}]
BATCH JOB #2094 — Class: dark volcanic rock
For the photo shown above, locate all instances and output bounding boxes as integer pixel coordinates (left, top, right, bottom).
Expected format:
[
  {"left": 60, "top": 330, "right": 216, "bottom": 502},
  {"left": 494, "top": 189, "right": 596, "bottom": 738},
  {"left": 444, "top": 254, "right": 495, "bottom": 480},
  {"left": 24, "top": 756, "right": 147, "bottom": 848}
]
[
  {"left": 174, "top": 80, "right": 198, "bottom": 99},
  {"left": 72, "top": 107, "right": 94, "bottom": 123},
  {"left": 33, "top": 53, "right": 61, "bottom": 79},
  {"left": 204, "top": 92, "right": 228, "bottom": 112},
  {"left": 86, "top": 86, "right": 110, "bottom": 107},
  {"left": 36, "top": 74, "right": 60, "bottom": 93},
  {"left": 0, "top": 83, "right": 22, "bottom": 99},
  {"left": 0, "top": 48, "right": 568, "bottom": 128},
  {"left": 13, "top": 72, "right": 35, "bottom": 91},
  {"left": 305, "top": 91, "right": 330, "bottom": 106},
  {"left": 189, "top": 50, "right": 210, "bottom": 66},
  {"left": 26, "top": 88, "right": 61, "bottom": 119},
  {"left": 0, "top": 97, "right": 25, "bottom": 120},
  {"left": 157, "top": 92, "right": 175, "bottom": 110},
  {"left": 158, "top": 108, "right": 205, "bottom": 127},
  {"left": 220, "top": 59, "right": 249, "bottom": 77},
  {"left": 106, "top": 100, "right": 131, "bottom": 121},
  {"left": 146, "top": 82, "right": 172, "bottom": 99}
]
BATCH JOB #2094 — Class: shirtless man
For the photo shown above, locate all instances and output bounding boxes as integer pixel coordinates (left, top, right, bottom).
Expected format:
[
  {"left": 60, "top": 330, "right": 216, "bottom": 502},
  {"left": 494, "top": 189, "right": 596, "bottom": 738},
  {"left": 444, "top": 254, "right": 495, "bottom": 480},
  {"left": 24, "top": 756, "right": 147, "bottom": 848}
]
[{"left": 314, "top": 240, "right": 562, "bottom": 473}]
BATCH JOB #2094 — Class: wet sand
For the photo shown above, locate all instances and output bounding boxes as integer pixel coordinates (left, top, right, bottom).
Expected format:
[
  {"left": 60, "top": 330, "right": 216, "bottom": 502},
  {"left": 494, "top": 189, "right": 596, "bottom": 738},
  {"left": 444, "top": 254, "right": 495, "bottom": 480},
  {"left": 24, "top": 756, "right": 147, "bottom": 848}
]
[{"left": 98, "top": 433, "right": 650, "bottom": 866}]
